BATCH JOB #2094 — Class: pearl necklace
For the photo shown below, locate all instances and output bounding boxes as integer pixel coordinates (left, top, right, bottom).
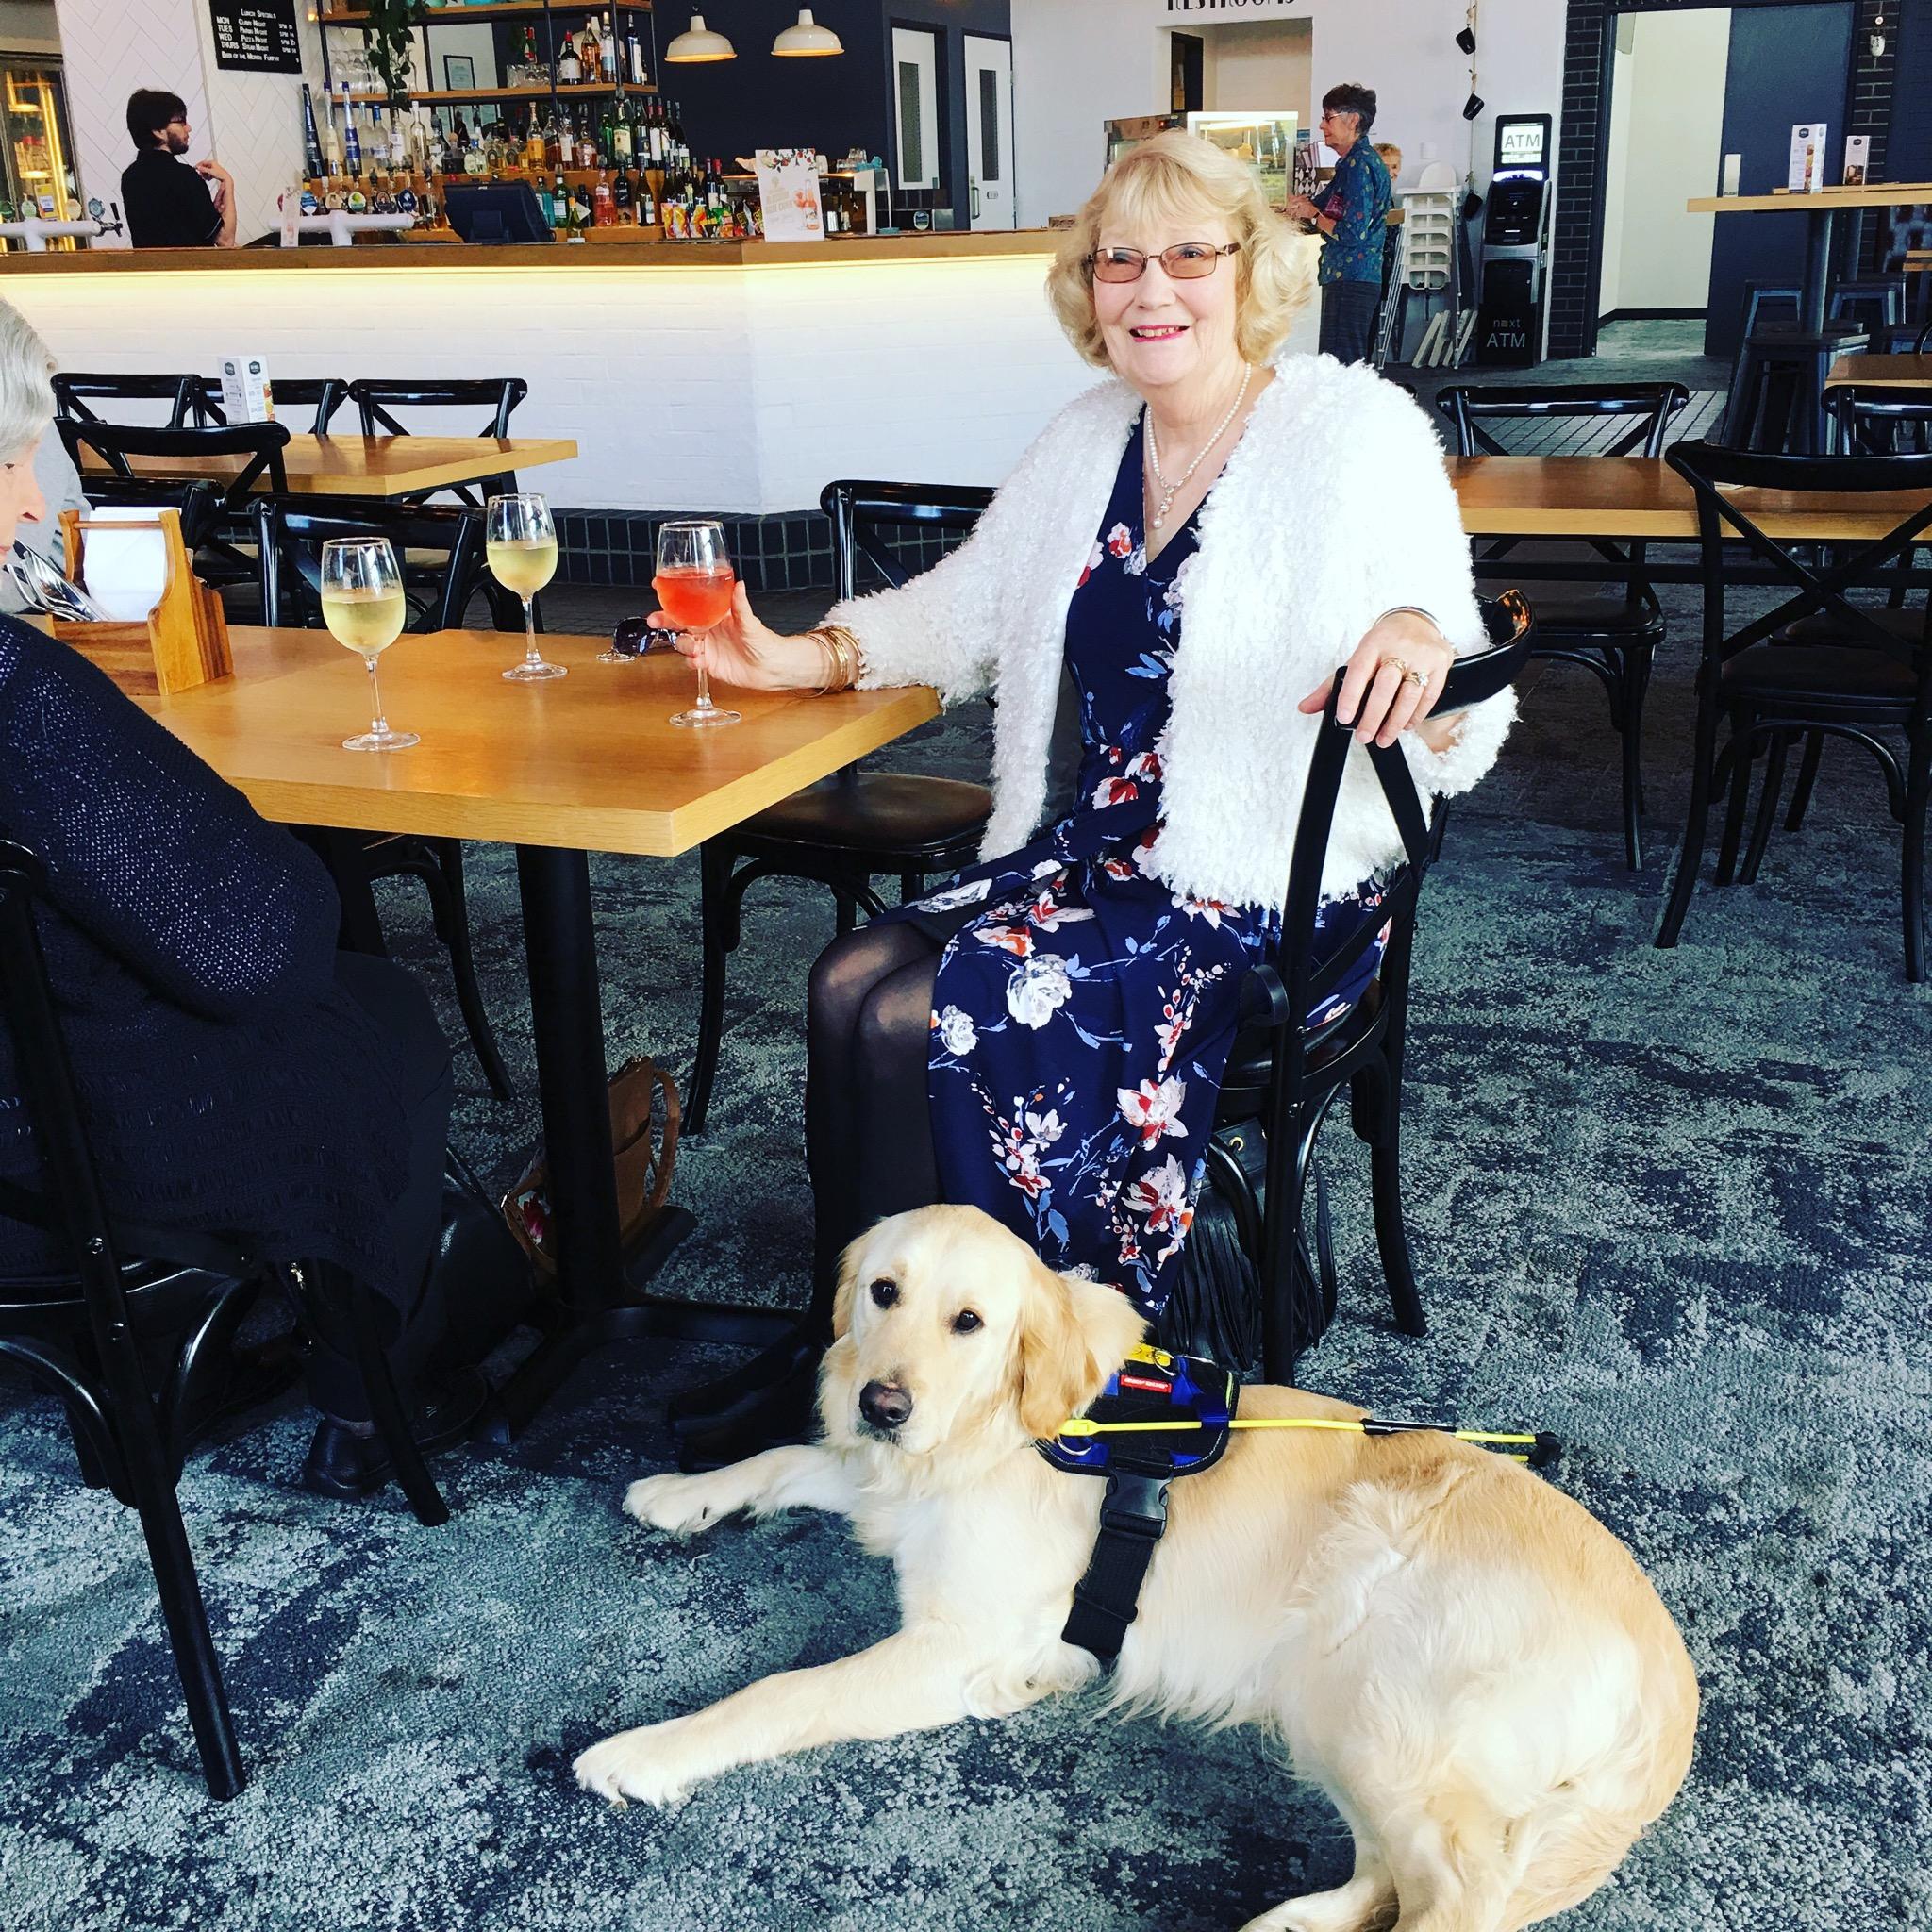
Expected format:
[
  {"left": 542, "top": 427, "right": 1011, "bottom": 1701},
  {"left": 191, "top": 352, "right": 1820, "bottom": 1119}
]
[{"left": 1145, "top": 368, "right": 1253, "bottom": 533}]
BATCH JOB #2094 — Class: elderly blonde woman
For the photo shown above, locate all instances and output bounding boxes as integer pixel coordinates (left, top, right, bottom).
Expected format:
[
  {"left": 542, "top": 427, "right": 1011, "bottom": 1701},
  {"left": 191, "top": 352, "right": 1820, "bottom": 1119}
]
[
  {"left": 672, "top": 131, "right": 1512, "bottom": 1374},
  {"left": 0, "top": 300, "right": 477, "bottom": 1496}
]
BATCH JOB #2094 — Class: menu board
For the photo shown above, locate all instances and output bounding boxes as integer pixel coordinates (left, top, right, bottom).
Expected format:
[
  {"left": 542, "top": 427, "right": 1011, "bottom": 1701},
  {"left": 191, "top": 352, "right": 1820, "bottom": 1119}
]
[{"left": 208, "top": 0, "right": 303, "bottom": 74}]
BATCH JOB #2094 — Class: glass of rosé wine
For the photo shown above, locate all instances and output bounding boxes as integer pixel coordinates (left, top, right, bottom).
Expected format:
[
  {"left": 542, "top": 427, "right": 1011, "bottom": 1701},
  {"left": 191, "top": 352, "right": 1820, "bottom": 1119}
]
[{"left": 654, "top": 519, "right": 740, "bottom": 727}]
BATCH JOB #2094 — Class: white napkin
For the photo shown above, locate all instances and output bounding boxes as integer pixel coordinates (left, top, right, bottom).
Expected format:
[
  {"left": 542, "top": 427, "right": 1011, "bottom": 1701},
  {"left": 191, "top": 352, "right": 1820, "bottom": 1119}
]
[{"left": 79, "top": 508, "right": 170, "bottom": 623}]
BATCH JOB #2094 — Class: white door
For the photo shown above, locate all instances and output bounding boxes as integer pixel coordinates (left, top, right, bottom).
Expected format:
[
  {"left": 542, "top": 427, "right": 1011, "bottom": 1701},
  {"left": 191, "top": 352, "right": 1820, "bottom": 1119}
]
[
  {"left": 891, "top": 27, "right": 941, "bottom": 193},
  {"left": 964, "top": 35, "right": 1014, "bottom": 231}
]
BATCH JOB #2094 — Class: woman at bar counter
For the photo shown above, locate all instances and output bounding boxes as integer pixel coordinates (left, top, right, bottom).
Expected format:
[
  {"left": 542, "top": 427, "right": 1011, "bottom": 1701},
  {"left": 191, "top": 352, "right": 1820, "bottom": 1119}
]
[
  {"left": 666, "top": 133, "right": 1513, "bottom": 1445},
  {"left": 0, "top": 301, "right": 475, "bottom": 1494}
]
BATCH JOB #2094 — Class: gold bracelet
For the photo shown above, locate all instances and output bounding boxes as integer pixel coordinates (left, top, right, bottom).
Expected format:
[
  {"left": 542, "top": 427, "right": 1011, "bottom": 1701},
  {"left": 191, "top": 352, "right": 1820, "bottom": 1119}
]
[
  {"left": 812, "top": 631, "right": 837, "bottom": 694},
  {"left": 812, "top": 623, "right": 863, "bottom": 693}
]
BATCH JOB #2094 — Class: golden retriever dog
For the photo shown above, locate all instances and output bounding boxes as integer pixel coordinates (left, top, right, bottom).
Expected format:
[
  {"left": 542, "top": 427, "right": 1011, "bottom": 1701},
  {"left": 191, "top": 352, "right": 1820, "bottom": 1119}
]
[{"left": 575, "top": 1205, "right": 1697, "bottom": 1932}]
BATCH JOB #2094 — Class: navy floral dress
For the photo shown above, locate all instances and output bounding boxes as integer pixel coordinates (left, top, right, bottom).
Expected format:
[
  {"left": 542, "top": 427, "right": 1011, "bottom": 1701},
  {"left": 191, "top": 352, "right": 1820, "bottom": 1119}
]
[{"left": 874, "top": 426, "right": 1389, "bottom": 1317}]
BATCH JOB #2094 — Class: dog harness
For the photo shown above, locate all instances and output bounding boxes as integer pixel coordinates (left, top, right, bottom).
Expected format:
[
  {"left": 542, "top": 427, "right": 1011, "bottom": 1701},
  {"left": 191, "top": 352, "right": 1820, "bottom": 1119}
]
[{"left": 1037, "top": 1342, "right": 1237, "bottom": 1666}]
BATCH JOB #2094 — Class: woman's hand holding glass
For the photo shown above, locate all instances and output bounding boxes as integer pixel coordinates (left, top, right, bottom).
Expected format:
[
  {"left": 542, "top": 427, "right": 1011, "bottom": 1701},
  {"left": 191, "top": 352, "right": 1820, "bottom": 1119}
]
[
  {"left": 654, "top": 579, "right": 830, "bottom": 691},
  {"left": 1298, "top": 611, "right": 1460, "bottom": 751}
]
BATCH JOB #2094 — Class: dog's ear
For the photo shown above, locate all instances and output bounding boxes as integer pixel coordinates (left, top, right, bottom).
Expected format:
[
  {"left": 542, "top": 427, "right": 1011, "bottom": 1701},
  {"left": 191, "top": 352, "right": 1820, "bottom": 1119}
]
[
  {"left": 1016, "top": 1262, "right": 1146, "bottom": 1440},
  {"left": 830, "top": 1238, "right": 863, "bottom": 1342}
]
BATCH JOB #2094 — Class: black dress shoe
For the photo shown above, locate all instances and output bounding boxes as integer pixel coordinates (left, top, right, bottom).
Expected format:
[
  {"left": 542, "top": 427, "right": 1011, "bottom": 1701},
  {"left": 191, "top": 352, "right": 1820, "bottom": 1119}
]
[
  {"left": 301, "top": 1366, "right": 490, "bottom": 1501},
  {"left": 667, "top": 1325, "right": 824, "bottom": 1427},
  {"left": 674, "top": 1352, "right": 822, "bottom": 1473}
]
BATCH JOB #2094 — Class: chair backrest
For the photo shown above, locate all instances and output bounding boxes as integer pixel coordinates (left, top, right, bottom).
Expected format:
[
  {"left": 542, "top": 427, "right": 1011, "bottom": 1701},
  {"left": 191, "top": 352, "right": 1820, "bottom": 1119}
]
[
  {"left": 1272, "top": 591, "right": 1535, "bottom": 1057},
  {"left": 0, "top": 837, "right": 130, "bottom": 1307},
  {"left": 1826, "top": 386, "right": 1932, "bottom": 455},
  {"left": 52, "top": 373, "right": 208, "bottom": 430},
  {"left": 255, "top": 495, "right": 487, "bottom": 631},
  {"left": 200, "top": 376, "right": 348, "bottom": 436},
  {"left": 58, "top": 417, "right": 291, "bottom": 515},
  {"left": 1664, "top": 438, "right": 1932, "bottom": 668},
  {"left": 1435, "top": 382, "right": 1690, "bottom": 458},
  {"left": 348, "top": 377, "right": 527, "bottom": 440},
  {"left": 819, "top": 478, "right": 994, "bottom": 600}
]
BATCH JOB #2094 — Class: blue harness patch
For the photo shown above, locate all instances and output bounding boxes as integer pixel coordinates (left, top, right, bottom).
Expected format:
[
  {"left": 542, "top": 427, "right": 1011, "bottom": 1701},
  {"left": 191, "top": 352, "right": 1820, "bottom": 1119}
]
[{"left": 1038, "top": 1343, "right": 1239, "bottom": 1663}]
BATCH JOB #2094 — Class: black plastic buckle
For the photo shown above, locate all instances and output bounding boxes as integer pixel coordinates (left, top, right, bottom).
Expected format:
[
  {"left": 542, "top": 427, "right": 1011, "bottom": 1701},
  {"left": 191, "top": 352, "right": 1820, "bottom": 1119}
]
[{"left": 1097, "top": 1469, "right": 1171, "bottom": 1540}]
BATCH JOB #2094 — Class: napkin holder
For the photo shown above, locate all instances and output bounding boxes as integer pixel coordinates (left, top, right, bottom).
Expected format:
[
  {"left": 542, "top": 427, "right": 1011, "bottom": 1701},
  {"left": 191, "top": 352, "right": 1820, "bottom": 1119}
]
[{"left": 54, "top": 507, "right": 231, "bottom": 697}]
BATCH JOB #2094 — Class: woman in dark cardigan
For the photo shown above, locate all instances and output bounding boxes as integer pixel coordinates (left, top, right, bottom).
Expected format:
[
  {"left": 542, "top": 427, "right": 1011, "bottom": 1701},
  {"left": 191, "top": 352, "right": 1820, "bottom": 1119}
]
[{"left": 0, "top": 302, "right": 463, "bottom": 1494}]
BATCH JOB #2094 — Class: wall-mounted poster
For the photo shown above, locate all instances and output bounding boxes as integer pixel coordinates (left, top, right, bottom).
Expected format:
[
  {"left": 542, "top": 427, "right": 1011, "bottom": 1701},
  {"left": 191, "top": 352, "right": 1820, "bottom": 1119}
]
[
  {"left": 443, "top": 55, "right": 478, "bottom": 92},
  {"left": 208, "top": 0, "right": 302, "bottom": 74}
]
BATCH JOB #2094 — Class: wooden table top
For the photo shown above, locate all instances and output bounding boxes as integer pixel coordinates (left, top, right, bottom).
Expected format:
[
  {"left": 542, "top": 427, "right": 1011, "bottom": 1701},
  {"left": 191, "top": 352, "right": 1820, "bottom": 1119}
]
[
  {"left": 80, "top": 434, "right": 578, "bottom": 499},
  {"left": 142, "top": 628, "right": 940, "bottom": 857},
  {"left": 1824, "top": 353, "right": 1932, "bottom": 391},
  {"left": 1687, "top": 184, "right": 1932, "bottom": 214},
  {"left": 1450, "top": 456, "right": 1932, "bottom": 541}
]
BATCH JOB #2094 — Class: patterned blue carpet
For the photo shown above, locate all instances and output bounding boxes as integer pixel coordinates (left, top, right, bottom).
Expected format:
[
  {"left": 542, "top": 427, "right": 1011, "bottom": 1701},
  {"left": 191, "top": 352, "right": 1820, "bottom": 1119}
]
[{"left": 2, "top": 575, "right": 1928, "bottom": 1932}]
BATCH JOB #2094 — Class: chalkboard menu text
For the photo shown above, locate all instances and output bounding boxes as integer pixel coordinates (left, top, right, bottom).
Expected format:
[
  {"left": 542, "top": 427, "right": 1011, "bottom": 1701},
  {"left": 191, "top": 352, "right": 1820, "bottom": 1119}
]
[{"left": 208, "top": 0, "right": 303, "bottom": 74}]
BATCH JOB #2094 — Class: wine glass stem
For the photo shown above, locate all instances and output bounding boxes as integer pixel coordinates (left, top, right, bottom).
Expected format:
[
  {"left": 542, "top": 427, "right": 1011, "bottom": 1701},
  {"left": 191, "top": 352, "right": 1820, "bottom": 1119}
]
[
  {"left": 693, "top": 652, "right": 715, "bottom": 714},
  {"left": 366, "top": 654, "right": 388, "bottom": 736},
  {"left": 522, "top": 594, "right": 541, "bottom": 666}
]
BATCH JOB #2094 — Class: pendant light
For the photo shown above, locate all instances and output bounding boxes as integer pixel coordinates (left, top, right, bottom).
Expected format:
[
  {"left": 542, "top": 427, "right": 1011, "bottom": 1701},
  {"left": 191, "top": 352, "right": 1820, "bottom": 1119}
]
[
  {"left": 772, "top": 8, "right": 843, "bottom": 57},
  {"left": 664, "top": 13, "right": 736, "bottom": 62}
]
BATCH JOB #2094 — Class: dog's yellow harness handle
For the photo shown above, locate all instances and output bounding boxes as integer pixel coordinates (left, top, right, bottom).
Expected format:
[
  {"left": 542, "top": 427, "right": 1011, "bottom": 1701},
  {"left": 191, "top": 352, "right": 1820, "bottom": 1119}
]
[{"left": 1055, "top": 1415, "right": 1553, "bottom": 1464}]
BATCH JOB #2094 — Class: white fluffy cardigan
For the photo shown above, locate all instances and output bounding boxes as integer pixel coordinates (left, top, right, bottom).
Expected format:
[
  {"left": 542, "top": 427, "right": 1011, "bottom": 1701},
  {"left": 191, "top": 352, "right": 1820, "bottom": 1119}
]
[{"left": 829, "top": 352, "right": 1517, "bottom": 910}]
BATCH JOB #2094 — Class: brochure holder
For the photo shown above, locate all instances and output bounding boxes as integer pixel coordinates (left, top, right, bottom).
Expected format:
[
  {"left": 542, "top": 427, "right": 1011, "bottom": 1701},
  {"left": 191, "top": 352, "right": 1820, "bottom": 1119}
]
[{"left": 53, "top": 508, "right": 231, "bottom": 697}]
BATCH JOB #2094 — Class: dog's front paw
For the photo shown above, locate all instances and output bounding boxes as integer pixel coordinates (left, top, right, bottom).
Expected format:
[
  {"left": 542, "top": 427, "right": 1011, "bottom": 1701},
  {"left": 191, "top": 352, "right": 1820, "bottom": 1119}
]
[
  {"left": 573, "top": 1721, "right": 702, "bottom": 1810},
  {"left": 623, "top": 1471, "right": 731, "bottom": 1537}
]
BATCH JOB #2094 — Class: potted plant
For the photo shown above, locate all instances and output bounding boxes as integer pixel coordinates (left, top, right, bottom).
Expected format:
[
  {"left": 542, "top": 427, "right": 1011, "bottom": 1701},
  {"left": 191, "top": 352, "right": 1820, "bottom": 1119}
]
[{"left": 365, "top": 0, "right": 425, "bottom": 108}]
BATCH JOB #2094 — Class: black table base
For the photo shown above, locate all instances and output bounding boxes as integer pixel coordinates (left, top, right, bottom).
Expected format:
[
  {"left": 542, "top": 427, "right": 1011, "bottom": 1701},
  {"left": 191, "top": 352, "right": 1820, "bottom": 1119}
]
[{"left": 478, "top": 843, "right": 799, "bottom": 1446}]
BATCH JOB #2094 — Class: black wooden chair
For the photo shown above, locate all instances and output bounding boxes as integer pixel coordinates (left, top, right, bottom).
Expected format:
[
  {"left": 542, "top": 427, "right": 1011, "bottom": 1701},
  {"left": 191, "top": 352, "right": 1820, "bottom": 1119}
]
[
  {"left": 1437, "top": 383, "right": 1686, "bottom": 868},
  {"left": 1656, "top": 440, "right": 1932, "bottom": 981},
  {"left": 52, "top": 373, "right": 207, "bottom": 430},
  {"left": 59, "top": 418, "right": 290, "bottom": 594},
  {"left": 257, "top": 496, "right": 513, "bottom": 1099},
  {"left": 684, "top": 478, "right": 996, "bottom": 1135},
  {"left": 346, "top": 377, "right": 527, "bottom": 508},
  {"left": 201, "top": 375, "right": 349, "bottom": 436},
  {"left": 0, "top": 836, "right": 451, "bottom": 1801},
  {"left": 1201, "top": 593, "right": 1534, "bottom": 1381}
]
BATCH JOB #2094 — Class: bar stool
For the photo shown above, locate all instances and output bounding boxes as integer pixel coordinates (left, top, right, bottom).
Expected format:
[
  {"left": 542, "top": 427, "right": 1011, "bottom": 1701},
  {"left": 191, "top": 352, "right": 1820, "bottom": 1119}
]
[
  {"left": 1829, "top": 275, "right": 1907, "bottom": 341},
  {"left": 1720, "top": 323, "right": 1868, "bottom": 454}
]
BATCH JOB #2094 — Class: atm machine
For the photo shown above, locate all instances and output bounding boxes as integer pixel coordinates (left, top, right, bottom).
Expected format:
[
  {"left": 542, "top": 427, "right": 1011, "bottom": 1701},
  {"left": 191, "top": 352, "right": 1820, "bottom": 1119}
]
[{"left": 1474, "top": 113, "right": 1553, "bottom": 366}]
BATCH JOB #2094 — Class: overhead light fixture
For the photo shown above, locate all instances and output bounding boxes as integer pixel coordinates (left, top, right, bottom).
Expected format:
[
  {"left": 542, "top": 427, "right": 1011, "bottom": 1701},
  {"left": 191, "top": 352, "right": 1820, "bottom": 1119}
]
[
  {"left": 665, "top": 13, "right": 736, "bottom": 61},
  {"left": 773, "top": 8, "right": 842, "bottom": 57}
]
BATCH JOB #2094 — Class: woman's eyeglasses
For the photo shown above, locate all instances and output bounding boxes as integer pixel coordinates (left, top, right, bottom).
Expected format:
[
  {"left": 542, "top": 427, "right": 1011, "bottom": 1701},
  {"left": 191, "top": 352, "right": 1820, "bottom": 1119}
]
[{"left": 1087, "top": 242, "right": 1240, "bottom": 284}]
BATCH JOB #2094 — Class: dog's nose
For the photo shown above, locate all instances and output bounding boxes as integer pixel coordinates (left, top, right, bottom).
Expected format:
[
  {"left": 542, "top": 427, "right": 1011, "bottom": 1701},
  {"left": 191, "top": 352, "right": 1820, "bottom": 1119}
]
[{"left": 859, "top": 1380, "right": 913, "bottom": 1431}]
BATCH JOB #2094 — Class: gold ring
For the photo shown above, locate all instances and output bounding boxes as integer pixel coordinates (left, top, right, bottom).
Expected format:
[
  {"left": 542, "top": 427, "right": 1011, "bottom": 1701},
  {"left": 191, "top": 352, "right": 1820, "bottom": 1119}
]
[
  {"left": 1404, "top": 666, "right": 1428, "bottom": 690},
  {"left": 1386, "top": 656, "right": 1411, "bottom": 680}
]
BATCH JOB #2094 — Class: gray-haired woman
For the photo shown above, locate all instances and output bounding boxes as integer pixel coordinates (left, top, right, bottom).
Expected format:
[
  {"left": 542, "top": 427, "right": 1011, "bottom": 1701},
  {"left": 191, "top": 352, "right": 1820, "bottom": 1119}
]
[{"left": 0, "top": 300, "right": 475, "bottom": 1495}]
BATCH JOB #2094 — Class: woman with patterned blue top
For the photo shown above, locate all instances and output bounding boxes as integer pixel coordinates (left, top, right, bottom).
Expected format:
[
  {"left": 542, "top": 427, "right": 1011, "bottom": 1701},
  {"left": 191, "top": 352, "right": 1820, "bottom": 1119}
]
[
  {"left": 663, "top": 131, "right": 1513, "bottom": 1425},
  {"left": 1285, "top": 83, "right": 1394, "bottom": 366}
]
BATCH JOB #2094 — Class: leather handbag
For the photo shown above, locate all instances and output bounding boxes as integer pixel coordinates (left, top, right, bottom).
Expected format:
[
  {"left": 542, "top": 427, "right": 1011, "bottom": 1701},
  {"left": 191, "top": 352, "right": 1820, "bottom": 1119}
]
[{"left": 500, "top": 1056, "right": 679, "bottom": 1284}]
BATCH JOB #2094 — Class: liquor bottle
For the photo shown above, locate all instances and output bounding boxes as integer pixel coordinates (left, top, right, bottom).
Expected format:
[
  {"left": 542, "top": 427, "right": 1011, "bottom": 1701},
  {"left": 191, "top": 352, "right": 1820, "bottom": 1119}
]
[
  {"left": 542, "top": 112, "right": 562, "bottom": 171},
  {"left": 558, "top": 31, "right": 580, "bottom": 85},
  {"left": 321, "top": 97, "right": 343, "bottom": 177},
  {"left": 593, "top": 166, "right": 614, "bottom": 226},
  {"left": 341, "top": 84, "right": 362, "bottom": 178},
  {"left": 601, "top": 11, "right": 618, "bottom": 81},
  {"left": 577, "top": 123, "right": 598, "bottom": 170},
  {"left": 553, "top": 168, "right": 570, "bottom": 229},
  {"left": 536, "top": 172, "right": 556, "bottom": 226},
  {"left": 367, "top": 105, "right": 385, "bottom": 176},
  {"left": 612, "top": 94, "right": 634, "bottom": 165},
  {"left": 823, "top": 182, "right": 840, "bottom": 236},
  {"left": 301, "top": 83, "right": 325, "bottom": 179},
  {"left": 707, "top": 157, "right": 724, "bottom": 215},
  {"left": 612, "top": 163, "right": 632, "bottom": 222},
  {"left": 525, "top": 116, "right": 545, "bottom": 171},
  {"left": 627, "top": 25, "right": 647, "bottom": 89},
  {"left": 645, "top": 99, "right": 663, "bottom": 166},
  {"left": 598, "top": 101, "right": 615, "bottom": 162},
  {"left": 581, "top": 16, "right": 601, "bottom": 82},
  {"left": 522, "top": 24, "right": 540, "bottom": 83}
]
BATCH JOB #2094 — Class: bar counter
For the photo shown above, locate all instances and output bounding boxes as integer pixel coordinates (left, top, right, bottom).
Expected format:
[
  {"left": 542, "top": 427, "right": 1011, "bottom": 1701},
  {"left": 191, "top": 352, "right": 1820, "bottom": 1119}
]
[{"left": 1, "top": 228, "right": 1322, "bottom": 521}]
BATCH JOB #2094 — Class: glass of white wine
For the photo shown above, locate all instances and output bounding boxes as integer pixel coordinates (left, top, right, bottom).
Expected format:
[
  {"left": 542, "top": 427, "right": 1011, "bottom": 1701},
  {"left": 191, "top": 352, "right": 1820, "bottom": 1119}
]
[
  {"left": 321, "top": 537, "right": 417, "bottom": 752},
  {"left": 488, "top": 491, "right": 564, "bottom": 681}
]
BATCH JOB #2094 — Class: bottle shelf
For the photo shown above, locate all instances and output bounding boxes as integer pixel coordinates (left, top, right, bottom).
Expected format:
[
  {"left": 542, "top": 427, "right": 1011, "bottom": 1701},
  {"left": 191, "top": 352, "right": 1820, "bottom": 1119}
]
[
  {"left": 323, "top": 3, "right": 652, "bottom": 20},
  {"left": 344, "top": 83, "right": 655, "bottom": 102}
]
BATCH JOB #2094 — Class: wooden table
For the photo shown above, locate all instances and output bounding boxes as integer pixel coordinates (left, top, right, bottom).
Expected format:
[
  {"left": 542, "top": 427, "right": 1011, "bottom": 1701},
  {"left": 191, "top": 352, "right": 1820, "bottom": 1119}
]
[
  {"left": 147, "top": 626, "right": 939, "bottom": 1435},
  {"left": 1451, "top": 456, "right": 1932, "bottom": 543},
  {"left": 1824, "top": 353, "right": 1932, "bottom": 391},
  {"left": 1687, "top": 183, "right": 1932, "bottom": 335},
  {"left": 81, "top": 434, "right": 577, "bottom": 500}
]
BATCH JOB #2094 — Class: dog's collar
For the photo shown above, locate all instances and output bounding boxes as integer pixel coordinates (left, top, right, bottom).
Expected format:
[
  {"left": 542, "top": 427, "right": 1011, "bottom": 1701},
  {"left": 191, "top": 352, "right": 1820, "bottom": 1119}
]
[{"left": 1037, "top": 1343, "right": 1238, "bottom": 1667}]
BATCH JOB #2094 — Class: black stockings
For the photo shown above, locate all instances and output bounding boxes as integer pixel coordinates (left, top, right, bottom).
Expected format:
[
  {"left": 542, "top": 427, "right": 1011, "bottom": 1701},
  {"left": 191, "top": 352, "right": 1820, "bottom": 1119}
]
[{"left": 805, "top": 921, "right": 942, "bottom": 1326}]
